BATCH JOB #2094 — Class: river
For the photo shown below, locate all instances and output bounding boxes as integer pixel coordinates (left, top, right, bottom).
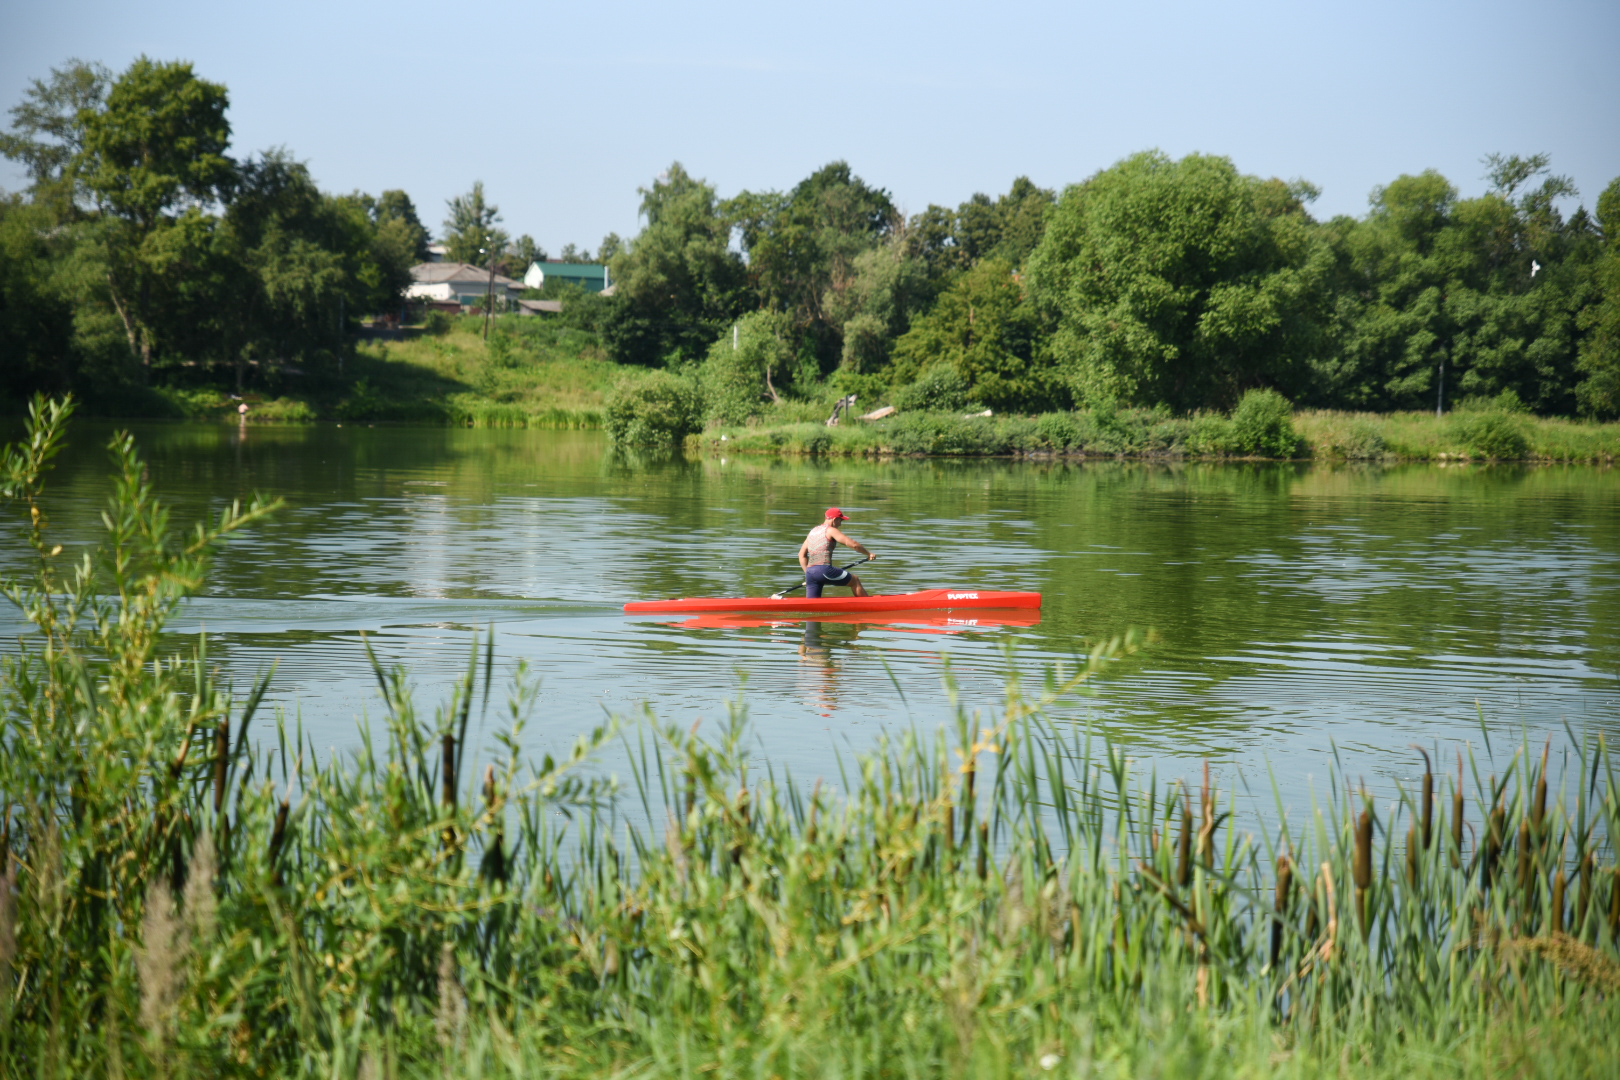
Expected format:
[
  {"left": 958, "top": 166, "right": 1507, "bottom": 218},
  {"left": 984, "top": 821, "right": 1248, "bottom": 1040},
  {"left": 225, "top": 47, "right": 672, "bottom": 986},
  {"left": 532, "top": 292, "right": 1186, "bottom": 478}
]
[{"left": 4, "top": 421, "right": 1617, "bottom": 817}]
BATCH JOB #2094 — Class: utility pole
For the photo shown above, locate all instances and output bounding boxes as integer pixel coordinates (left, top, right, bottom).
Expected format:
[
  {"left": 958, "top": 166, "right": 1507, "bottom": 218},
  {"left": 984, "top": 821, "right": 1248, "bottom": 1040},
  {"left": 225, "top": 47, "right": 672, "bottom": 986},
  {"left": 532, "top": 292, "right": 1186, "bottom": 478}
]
[{"left": 482, "top": 245, "right": 497, "bottom": 341}]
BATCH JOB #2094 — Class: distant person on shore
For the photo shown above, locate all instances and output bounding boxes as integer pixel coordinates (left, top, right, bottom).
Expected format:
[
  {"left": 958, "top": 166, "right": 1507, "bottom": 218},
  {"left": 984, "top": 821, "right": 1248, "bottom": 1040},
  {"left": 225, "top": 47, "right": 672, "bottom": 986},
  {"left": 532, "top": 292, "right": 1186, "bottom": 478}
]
[{"left": 798, "top": 508, "right": 875, "bottom": 597}]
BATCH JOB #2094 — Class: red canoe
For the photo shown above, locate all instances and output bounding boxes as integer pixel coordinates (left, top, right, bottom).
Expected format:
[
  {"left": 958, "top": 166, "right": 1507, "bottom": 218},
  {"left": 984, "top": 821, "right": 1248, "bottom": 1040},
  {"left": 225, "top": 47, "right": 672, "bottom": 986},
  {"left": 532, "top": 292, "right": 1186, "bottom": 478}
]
[{"left": 624, "top": 589, "right": 1042, "bottom": 615}]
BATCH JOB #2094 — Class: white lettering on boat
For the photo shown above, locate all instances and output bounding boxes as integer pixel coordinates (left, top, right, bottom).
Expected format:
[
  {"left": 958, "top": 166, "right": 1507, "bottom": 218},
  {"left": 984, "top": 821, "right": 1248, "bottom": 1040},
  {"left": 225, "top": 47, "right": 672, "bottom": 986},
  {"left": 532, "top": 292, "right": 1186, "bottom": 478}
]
[{"left": 947, "top": 592, "right": 979, "bottom": 600}]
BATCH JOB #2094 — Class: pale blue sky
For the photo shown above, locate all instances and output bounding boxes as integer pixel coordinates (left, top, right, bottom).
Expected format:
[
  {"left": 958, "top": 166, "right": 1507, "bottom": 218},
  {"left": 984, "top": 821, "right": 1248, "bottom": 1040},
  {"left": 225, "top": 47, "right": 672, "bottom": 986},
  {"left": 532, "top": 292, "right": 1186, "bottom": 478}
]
[{"left": 6, "top": 0, "right": 1618, "bottom": 254}]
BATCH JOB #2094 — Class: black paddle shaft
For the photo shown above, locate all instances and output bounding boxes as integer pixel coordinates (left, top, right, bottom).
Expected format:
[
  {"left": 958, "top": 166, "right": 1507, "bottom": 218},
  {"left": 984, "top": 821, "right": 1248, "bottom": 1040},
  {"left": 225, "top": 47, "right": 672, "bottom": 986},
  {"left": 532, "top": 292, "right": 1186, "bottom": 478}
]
[{"left": 771, "top": 556, "right": 871, "bottom": 599}]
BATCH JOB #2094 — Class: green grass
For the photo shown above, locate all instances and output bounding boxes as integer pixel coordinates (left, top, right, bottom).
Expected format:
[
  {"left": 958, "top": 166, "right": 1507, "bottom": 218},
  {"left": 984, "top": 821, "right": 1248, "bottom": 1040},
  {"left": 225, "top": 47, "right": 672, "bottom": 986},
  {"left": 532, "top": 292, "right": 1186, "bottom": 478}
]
[
  {"left": 4, "top": 398, "right": 1619, "bottom": 1078},
  {"left": 691, "top": 405, "right": 1620, "bottom": 462}
]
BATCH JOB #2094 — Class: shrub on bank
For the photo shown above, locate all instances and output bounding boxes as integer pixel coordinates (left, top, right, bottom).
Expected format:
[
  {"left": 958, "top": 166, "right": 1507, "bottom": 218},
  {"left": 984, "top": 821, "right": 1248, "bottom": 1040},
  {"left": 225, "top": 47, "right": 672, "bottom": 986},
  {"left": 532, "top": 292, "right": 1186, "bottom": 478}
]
[{"left": 605, "top": 370, "right": 703, "bottom": 447}]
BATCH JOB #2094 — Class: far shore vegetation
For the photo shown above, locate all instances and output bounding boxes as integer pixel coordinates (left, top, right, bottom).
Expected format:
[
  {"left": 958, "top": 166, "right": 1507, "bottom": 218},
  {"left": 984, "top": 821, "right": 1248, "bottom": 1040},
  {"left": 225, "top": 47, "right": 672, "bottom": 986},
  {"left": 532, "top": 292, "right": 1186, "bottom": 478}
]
[{"left": 5, "top": 56, "right": 1620, "bottom": 466}]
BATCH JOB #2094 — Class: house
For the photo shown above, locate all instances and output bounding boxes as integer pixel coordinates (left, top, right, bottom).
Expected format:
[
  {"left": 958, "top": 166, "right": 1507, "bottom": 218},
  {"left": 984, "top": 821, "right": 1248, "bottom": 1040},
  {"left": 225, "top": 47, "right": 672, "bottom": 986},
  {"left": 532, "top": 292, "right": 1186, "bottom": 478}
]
[
  {"left": 407, "top": 262, "right": 525, "bottom": 311},
  {"left": 522, "top": 261, "right": 611, "bottom": 293},
  {"left": 425, "top": 242, "right": 448, "bottom": 263}
]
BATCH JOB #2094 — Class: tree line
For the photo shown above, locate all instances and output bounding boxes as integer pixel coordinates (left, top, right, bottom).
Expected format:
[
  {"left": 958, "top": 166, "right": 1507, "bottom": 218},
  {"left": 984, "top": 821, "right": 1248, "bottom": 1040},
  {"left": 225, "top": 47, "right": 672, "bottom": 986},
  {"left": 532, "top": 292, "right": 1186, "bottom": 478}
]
[{"left": 4, "top": 57, "right": 1618, "bottom": 418}]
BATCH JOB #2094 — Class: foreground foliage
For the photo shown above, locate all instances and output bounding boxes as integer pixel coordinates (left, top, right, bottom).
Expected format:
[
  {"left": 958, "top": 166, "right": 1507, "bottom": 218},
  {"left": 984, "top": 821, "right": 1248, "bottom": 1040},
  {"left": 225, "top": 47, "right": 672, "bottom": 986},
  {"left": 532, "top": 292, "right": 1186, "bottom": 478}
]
[{"left": 3, "top": 401, "right": 1619, "bottom": 1078}]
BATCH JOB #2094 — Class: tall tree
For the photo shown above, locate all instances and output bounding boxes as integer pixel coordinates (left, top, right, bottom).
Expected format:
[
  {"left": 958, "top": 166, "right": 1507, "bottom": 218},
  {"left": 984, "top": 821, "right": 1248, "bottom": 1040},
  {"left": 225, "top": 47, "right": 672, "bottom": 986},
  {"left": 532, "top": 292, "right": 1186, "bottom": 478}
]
[
  {"left": 442, "top": 181, "right": 507, "bottom": 264},
  {"left": 1575, "top": 177, "right": 1620, "bottom": 417},
  {"left": 374, "top": 189, "right": 430, "bottom": 262},
  {"left": 1027, "top": 151, "right": 1329, "bottom": 410},
  {"left": 727, "top": 161, "right": 895, "bottom": 368},
  {"left": 74, "top": 56, "right": 234, "bottom": 378},
  {"left": 890, "top": 257, "right": 1056, "bottom": 410},
  {"left": 0, "top": 59, "right": 111, "bottom": 207},
  {"left": 604, "top": 162, "right": 747, "bottom": 365}
]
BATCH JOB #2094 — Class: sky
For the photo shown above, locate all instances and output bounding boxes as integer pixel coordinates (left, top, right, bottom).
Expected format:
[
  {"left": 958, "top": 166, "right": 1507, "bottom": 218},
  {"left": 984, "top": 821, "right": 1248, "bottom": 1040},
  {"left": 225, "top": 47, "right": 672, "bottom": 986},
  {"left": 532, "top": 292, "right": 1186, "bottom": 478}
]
[{"left": 5, "top": 0, "right": 1619, "bottom": 256}]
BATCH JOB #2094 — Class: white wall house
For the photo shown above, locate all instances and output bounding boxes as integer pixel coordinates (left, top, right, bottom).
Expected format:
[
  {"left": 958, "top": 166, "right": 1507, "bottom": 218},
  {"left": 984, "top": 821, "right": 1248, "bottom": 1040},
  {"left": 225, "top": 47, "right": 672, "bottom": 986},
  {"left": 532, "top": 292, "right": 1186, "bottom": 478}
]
[{"left": 407, "top": 262, "right": 525, "bottom": 308}]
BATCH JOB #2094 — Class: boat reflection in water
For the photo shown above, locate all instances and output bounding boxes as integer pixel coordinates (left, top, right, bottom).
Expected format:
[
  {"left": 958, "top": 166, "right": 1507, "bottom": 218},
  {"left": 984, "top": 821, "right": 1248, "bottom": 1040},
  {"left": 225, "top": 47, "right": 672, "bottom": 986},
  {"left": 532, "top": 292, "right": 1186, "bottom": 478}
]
[{"left": 653, "top": 609, "right": 1043, "bottom": 716}]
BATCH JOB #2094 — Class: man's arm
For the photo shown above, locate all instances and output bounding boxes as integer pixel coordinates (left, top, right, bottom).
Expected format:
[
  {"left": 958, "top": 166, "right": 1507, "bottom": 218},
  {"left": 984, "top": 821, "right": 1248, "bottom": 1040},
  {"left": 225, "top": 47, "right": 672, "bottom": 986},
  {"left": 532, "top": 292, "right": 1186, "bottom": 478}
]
[{"left": 827, "top": 527, "right": 874, "bottom": 560}]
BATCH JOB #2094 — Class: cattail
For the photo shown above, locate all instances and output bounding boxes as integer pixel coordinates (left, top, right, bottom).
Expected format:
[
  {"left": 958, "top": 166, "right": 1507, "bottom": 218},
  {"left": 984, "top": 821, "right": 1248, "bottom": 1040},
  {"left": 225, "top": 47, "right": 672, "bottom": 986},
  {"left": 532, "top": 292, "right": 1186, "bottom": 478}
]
[
  {"left": 0, "top": 861, "right": 15, "bottom": 984},
  {"left": 1406, "top": 825, "right": 1419, "bottom": 886},
  {"left": 1176, "top": 797, "right": 1192, "bottom": 888},
  {"left": 977, "top": 821, "right": 988, "bottom": 882},
  {"left": 1354, "top": 808, "right": 1372, "bottom": 942},
  {"left": 1517, "top": 819, "right": 1533, "bottom": 898},
  {"left": 482, "top": 766, "right": 506, "bottom": 885},
  {"left": 1419, "top": 748, "right": 1434, "bottom": 849},
  {"left": 1198, "top": 762, "right": 1214, "bottom": 866},
  {"left": 1306, "top": 871, "right": 1321, "bottom": 941},
  {"left": 267, "top": 797, "right": 290, "bottom": 885},
  {"left": 1450, "top": 760, "right": 1465, "bottom": 869},
  {"left": 214, "top": 720, "right": 229, "bottom": 815},
  {"left": 684, "top": 770, "right": 696, "bottom": 821},
  {"left": 1270, "top": 856, "right": 1292, "bottom": 967},
  {"left": 1532, "top": 742, "right": 1549, "bottom": 834},
  {"left": 1577, "top": 851, "right": 1594, "bottom": 935},
  {"left": 441, "top": 734, "right": 456, "bottom": 810},
  {"left": 1551, "top": 870, "right": 1566, "bottom": 935},
  {"left": 1483, "top": 805, "right": 1505, "bottom": 887}
]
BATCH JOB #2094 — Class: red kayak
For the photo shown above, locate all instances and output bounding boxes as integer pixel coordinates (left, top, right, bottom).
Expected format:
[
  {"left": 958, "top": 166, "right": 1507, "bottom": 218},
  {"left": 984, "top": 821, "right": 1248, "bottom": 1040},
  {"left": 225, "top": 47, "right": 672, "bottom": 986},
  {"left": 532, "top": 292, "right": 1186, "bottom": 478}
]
[
  {"left": 664, "top": 608, "right": 1043, "bottom": 631},
  {"left": 624, "top": 589, "right": 1042, "bottom": 615}
]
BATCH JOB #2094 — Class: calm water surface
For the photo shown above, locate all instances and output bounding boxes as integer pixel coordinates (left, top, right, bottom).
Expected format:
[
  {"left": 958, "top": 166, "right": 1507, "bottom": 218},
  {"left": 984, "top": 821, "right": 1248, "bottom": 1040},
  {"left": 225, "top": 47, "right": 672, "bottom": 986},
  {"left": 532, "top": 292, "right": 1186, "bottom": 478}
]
[{"left": 5, "top": 422, "right": 1617, "bottom": 814}]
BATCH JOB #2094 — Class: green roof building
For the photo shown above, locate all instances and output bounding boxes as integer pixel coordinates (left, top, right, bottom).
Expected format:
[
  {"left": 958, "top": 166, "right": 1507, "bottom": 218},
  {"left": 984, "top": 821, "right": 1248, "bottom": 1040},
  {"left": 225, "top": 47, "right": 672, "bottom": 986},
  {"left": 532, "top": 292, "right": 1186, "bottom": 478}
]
[{"left": 522, "top": 261, "right": 611, "bottom": 293}]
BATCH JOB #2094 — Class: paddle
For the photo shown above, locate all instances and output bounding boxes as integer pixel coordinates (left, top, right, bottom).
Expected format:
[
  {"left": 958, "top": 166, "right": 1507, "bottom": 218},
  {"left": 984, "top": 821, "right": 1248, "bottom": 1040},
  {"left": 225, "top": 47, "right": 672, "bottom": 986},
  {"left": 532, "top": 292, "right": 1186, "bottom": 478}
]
[{"left": 771, "top": 556, "right": 871, "bottom": 599}]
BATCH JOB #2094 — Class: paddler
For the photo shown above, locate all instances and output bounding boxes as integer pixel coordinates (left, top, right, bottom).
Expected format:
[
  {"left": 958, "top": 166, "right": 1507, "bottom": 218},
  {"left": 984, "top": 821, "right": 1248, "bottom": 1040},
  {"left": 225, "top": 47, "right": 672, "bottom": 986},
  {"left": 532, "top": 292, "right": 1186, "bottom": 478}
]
[{"left": 798, "top": 507, "right": 876, "bottom": 597}]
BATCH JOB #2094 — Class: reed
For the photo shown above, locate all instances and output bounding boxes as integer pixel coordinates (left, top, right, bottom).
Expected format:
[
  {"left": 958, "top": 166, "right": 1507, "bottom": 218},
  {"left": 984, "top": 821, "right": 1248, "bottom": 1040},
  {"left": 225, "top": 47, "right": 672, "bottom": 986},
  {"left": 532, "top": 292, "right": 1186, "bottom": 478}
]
[{"left": 3, "top": 397, "right": 1619, "bottom": 1079}]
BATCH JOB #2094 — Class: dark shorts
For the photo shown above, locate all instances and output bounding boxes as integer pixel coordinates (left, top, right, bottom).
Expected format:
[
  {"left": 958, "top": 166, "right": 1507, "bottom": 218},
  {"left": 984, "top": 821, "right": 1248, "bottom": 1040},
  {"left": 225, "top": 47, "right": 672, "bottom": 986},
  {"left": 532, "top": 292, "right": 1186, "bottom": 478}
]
[{"left": 805, "top": 563, "right": 851, "bottom": 598}]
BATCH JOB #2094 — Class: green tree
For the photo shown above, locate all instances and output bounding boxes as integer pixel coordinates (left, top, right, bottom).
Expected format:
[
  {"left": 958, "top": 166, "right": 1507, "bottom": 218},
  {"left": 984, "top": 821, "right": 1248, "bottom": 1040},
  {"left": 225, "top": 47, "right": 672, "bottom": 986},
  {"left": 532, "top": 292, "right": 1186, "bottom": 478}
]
[
  {"left": 374, "top": 188, "right": 430, "bottom": 261},
  {"left": 890, "top": 257, "right": 1058, "bottom": 411},
  {"left": 604, "top": 162, "right": 747, "bottom": 365},
  {"left": 1027, "top": 151, "right": 1328, "bottom": 410},
  {"left": 218, "top": 152, "right": 411, "bottom": 388},
  {"left": 0, "top": 59, "right": 111, "bottom": 208},
  {"left": 442, "top": 180, "right": 507, "bottom": 264},
  {"left": 823, "top": 231, "right": 934, "bottom": 373},
  {"left": 1575, "top": 177, "right": 1620, "bottom": 416},
  {"left": 506, "top": 234, "right": 545, "bottom": 276},
  {"left": 74, "top": 56, "right": 234, "bottom": 379},
  {"left": 700, "top": 309, "right": 796, "bottom": 423},
  {"left": 727, "top": 161, "right": 896, "bottom": 367},
  {"left": 1325, "top": 155, "right": 1587, "bottom": 414}
]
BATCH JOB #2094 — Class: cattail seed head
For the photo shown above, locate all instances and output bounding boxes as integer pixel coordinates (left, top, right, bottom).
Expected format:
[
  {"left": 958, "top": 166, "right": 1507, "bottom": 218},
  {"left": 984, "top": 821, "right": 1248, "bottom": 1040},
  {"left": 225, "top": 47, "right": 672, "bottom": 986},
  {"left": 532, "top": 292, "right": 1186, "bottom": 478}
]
[
  {"left": 1353, "top": 809, "right": 1372, "bottom": 890},
  {"left": 1551, "top": 870, "right": 1567, "bottom": 935}
]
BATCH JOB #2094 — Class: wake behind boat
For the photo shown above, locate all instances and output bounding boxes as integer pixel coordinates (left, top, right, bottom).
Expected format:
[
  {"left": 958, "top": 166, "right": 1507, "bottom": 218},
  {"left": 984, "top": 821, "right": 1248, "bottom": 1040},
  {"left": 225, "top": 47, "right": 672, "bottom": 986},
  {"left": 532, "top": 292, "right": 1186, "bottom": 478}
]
[{"left": 623, "top": 589, "right": 1042, "bottom": 615}]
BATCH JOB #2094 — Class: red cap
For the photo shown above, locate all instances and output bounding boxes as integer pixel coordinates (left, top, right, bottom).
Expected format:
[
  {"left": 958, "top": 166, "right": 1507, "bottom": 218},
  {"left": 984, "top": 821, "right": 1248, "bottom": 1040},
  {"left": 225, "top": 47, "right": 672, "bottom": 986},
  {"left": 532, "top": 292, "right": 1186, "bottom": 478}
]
[{"left": 825, "top": 507, "right": 847, "bottom": 521}]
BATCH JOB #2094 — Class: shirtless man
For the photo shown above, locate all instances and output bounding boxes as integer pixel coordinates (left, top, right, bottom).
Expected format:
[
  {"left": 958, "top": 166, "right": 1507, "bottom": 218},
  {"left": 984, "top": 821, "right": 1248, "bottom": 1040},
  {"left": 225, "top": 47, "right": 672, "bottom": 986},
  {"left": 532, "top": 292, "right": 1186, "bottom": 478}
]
[{"left": 798, "top": 507, "right": 875, "bottom": 597}]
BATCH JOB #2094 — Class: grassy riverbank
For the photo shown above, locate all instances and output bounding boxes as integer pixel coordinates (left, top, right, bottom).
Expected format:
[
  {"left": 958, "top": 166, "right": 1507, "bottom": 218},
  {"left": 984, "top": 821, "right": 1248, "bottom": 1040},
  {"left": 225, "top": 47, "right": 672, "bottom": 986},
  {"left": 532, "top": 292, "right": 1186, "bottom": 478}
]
[
  {"left": 688, "top": 402, "right": 1620, "bottom": 462},
  {"left": 47, "top": 317, "right": 626, "bottom": 428},
  {"left": 4, "top": 400, "right": 1619, "bottom": 1079}
]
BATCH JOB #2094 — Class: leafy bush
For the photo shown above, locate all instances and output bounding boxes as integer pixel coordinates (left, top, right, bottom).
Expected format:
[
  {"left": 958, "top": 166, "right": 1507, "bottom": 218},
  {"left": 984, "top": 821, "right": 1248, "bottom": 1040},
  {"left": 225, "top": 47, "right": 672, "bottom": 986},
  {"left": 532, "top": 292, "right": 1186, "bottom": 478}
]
[
  {"left": 423, "top": 309, "right": 452, "bottom": 335},
  {"left": 700, "top": 311, "right": 794, "bottom": 425},
  {"left": 605, "top": 371, "right": 703, "bottom": 447},
  {"left": 1333, "top": 418, "right": 1388, "bottom": 460},
  {"left": 1449, "top": 408, "right": 1530, "bottom": 459},
  {"left": 891, "top": 364, "right": 970, "bottom": 412},
  {"left": 1035, "top": 411, "right": 1083, "bottom": 450},
  {"left": 1225, "top": 388, "right": 1300, "bottom": 457}
]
